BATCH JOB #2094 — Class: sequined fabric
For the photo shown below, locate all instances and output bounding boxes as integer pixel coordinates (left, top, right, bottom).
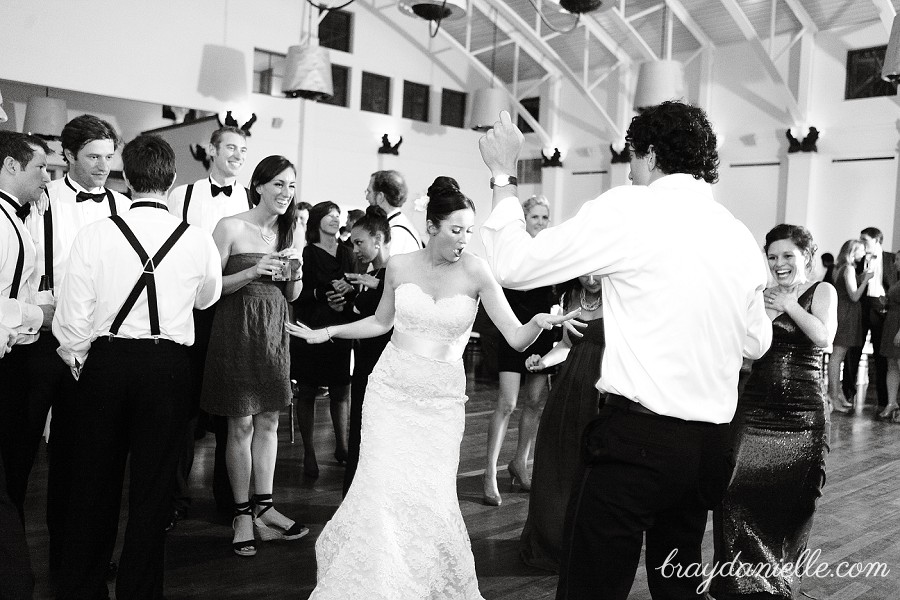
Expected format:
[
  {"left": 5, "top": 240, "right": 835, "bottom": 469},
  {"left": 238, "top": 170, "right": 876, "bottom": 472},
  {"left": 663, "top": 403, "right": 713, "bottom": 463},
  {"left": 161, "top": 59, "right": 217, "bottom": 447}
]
[{"left": 712, "top": 283, "right": 829, "bottom": 599}]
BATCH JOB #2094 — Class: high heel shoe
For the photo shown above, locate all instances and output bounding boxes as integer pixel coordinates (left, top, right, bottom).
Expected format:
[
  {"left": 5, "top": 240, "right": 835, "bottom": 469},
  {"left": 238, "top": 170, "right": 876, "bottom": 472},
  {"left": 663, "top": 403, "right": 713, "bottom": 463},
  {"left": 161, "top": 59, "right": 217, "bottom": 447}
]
[
  {"left": 482, "top": 476, "right": 502, "bottom": 507},
  {"left": 876, "top": 404, "right": 899, "bottom": 421},
  {"left": 334, "top": 448, "right": 348, "bottom": 465},
  {"left": 232, "top": 501, "right": 257, "bottom": 557},
  {"left": 252, "top": 494, "right": 309, "bottom": 541},
  {"left": 303, "top": 455, "right": 319, "bottom": 479},
  {"left": 508, "top": 462, "right": 532, "bottom": 492}
]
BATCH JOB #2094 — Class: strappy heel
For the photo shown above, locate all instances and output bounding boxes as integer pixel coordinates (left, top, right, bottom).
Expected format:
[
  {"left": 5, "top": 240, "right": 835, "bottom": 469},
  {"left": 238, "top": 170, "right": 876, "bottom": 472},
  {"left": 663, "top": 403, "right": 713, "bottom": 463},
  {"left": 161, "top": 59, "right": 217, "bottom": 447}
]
[
  {"left": 232, "top": 501, "right": 256, "bottom": 557},
  {"left": 252, "top": 494, "right": 309, "bottom": 541},
  {"left": 508, "top": 462, "right": 532, "bottom": 492}
]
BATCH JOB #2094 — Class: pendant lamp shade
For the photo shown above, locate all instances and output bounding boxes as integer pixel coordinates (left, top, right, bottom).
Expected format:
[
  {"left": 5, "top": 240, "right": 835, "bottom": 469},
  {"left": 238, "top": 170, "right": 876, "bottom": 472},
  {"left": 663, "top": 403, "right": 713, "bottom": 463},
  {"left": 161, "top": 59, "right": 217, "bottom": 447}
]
[
  {"left": 882, "top": 14, "right": 900, "bottom": 82},
  {"left": 633, "top": 60, "right": 685, "bottom": 111},
  {"left": 283, "top": 43, "right": 333, "bottom": 100},
  {"left": 470, "top": 88, "right": 510, "bottom": 131},
  {"left": 23, "top": 96, "right": 67, "bottom": 138},
  {"left": 559, "top": 0, "right": 615, "bottom": 14},
  {"left": 398, "top": 0, "right": 467, "bottom": 21}
]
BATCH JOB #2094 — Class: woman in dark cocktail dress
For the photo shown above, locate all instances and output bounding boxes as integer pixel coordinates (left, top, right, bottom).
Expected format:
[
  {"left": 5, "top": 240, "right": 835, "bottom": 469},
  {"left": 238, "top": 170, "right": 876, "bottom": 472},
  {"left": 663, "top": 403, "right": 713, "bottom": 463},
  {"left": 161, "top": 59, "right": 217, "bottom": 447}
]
[
  {"left": 519, "top": 274, "right": 606, "bottom": 573},
  {"left": 712, "top": 224, "right": 837, "bottom": 599}
]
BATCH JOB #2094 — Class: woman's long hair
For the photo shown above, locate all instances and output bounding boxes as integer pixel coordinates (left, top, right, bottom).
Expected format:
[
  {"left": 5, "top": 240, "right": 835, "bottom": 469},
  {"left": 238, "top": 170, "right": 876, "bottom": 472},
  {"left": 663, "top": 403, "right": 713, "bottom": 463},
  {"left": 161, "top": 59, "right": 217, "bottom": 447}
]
[
  {"left": 833, "top": 238, "right": 864, "bottom": 285},
  {"left": 249, "top": 155, "right": 297, "bottom": 251}
]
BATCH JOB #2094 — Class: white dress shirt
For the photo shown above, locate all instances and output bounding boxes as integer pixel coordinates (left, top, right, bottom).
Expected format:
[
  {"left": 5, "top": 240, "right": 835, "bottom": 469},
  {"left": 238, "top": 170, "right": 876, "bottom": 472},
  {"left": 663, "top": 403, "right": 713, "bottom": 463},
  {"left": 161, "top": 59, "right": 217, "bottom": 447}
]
[
  {"left": 481, "top": 174, "right": 772, "bottom": 423},
  {"left": 168, "top": 177, "right": 250, "bottom": 234},
  {"left": 0, "top": 190, "right": 42, "bottom": 345},
  {"left": 387, "top": 210, "right": 424, "bottom": 255},
  {"left": 866, "top": 250, "right": 885, "bottom": 298},
  {"left": 28, "top": 175, "right": 132, "bottom": 291},
  {"left": 52, "top": 201, "right": 223, "bottom": 367}
]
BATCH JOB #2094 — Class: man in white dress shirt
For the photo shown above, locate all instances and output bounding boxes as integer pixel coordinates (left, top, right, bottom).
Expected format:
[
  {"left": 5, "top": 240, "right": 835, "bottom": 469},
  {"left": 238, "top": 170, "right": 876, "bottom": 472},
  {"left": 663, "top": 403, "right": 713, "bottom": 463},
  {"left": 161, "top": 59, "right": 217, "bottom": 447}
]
[
  {"left": 479, "top": 105, "right": 772, "bottom": 599},
  {"left": 25, "top": 114, "right": 130, "bottom": 575},
  {"left": 0, "top": 130, "right": 50, "bottom": 600},
  {"left": 166, "top": 126, "right": 249, "bottom": 525},
  {"left": 53, "top": 135, "right": 221, "bottom": 600},
  {"left": 365, "top": 170, "right": 424, "bottom": 255}
]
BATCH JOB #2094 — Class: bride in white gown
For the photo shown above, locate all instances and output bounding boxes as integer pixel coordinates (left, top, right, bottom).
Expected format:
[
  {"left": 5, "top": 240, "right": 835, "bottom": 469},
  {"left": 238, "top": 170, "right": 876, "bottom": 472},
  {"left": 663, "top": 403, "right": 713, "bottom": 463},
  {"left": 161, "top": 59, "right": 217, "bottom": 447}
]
[{"left": 286, "top": 176, "right": 581, "bottom": 600}]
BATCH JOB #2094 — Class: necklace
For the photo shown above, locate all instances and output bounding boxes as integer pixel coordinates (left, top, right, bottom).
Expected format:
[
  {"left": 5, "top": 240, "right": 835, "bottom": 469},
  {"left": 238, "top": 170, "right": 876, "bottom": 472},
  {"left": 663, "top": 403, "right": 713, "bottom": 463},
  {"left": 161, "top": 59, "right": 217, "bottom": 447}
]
[
  {"left": 257, "top": 223, "right": 276, "bottom": 245},
  {"left": 580, "top": 288, "right": 601, "bottom": 312}
]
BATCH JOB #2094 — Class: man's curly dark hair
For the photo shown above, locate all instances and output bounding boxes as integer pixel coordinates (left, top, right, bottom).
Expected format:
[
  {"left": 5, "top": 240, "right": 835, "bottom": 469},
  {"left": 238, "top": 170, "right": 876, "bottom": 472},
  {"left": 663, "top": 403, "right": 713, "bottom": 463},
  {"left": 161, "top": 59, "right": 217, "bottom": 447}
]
[{"left": 625, "top": 101, "right": 719, "bottom": 184}]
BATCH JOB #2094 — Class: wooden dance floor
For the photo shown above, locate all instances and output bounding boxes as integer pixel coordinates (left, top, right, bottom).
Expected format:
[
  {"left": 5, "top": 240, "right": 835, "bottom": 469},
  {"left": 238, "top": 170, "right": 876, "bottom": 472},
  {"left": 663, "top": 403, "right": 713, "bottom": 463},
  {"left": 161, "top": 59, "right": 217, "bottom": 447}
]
[{"left": 22, "top": 353, "right": 900, "bottom": 599}]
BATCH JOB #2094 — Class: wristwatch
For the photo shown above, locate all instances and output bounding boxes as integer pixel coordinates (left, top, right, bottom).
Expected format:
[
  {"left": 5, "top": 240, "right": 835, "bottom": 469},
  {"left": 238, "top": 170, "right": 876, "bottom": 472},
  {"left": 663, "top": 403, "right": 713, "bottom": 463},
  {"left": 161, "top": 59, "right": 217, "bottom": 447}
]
[{"left": 490, "top": 174, "right": 518, "bottom": 189}]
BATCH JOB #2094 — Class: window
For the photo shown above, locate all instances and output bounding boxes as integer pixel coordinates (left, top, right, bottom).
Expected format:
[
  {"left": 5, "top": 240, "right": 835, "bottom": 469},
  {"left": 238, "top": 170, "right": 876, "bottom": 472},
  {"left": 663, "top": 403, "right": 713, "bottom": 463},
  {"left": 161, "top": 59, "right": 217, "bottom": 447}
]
[
  {"left": 518, "top": 97, "right": 540, "bottom": 133},
  {"left": 440, "top": 89, "right": 467, "bottom": 128},
  {"left": 518, "top": 158, "right": 542, "bottom": 184},
  {"left": 319, "top": 64, "right": 350, "bottom": 107},
  {"left": 319, "top": 10, "right": 353, "bottom": 53},
  {"left": 361, "top": 72, "right": 391, "bottom": 114},
  {"left": 253, "top": 48, "right": 286, "bottom": 96},
  {"left": 845, "top": 45, "right": 898, "bottom": 100},
  {"left": 402, "top": 81, "right": 430, "bottom": 122}
]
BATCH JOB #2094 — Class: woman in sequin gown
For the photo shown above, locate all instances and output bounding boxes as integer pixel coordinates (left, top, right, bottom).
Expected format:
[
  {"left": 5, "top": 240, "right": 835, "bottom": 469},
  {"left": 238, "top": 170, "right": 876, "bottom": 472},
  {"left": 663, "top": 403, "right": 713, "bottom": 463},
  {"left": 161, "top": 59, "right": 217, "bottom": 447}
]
[
  {"left": 286, "top": 177, "right": 581, "bottom": 600},
  {"left": 712, "top": 224, "right": 837, "bottom": 599},
  {"left": 519, "top": 274, "right": 606, "bottom": 572}
]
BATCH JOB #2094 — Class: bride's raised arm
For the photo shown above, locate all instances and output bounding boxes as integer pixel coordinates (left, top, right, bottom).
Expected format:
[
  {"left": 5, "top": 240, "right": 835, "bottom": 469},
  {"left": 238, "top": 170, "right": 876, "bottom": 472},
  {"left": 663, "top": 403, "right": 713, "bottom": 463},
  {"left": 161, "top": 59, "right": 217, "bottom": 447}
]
[
  {"left": 471, "top": 256, "right": 583, "bottom": 352},
  {"left": 286, "top": 259, "right": 399, "bottom": 344}
]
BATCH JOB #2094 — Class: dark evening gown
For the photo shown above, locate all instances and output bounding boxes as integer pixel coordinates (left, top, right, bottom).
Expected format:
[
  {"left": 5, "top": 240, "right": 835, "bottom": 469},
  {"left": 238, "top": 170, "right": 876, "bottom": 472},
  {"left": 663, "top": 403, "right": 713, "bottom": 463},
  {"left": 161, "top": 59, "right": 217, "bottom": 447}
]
[
  {"left": 520, "top": 317, "right": 606, "bottom": 572},
  {"left": 712, "top": 283, "right": 829, "bottom": 599},
  {"left": 497, "top": 286, "right": 556, "bottom": 373}
]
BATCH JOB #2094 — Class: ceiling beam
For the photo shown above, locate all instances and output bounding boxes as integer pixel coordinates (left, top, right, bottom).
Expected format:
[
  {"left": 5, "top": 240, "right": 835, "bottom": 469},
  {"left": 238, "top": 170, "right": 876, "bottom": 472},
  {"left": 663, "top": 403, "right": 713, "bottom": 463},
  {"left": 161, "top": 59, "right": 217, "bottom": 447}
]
[
  {"left": 870, "top": 0, "right": 897, "bottom": 37},
  {"left": 717, "top": 0, "right": 804, "bottom": 123},
  {"left": 781, "top": 0, "right": 817, "bottom": 33}
]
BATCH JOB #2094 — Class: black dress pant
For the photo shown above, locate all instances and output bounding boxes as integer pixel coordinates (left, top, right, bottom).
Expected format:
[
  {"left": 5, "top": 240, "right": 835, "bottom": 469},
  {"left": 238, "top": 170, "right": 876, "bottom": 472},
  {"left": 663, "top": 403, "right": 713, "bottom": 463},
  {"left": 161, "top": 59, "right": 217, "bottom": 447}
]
[
  {"left": 844, "top": 297, "right": 887, "bottom": 407},
  {"left": 0, "top": 347, "right": 30, "bottom": 522},
  {"left": 556, "top": 399, "right": 732, "bottom": 600},
  {"left": 343, "top": 370, "right": 370, "bottom": 497},
  {"left": 57, "top": 338, "right": 190, "bottom": 600},
  {"left": 0, "top": 450, "right": 34, "bottom": 600}
]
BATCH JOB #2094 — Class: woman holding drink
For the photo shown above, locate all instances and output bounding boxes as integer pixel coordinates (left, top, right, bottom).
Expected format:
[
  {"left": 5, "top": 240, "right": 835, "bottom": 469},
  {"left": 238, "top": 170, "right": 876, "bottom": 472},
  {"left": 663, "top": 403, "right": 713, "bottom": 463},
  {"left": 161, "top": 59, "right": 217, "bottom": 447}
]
[{"left": 200, "top": 155, "right": 309, "bottom": 557}]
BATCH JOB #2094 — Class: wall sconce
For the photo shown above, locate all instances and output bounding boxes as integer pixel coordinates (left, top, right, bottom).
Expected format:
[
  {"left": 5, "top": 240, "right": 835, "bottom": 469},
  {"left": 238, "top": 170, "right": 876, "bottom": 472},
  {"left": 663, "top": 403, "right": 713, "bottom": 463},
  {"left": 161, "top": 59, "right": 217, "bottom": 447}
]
[
  {"left": 609, "top": 143, "right": 630, "bottom": 164},
  {"left": 786, "top": 127, "right": 819, "bottom": 153},
  {"left": 378, "top": 134, "right": 403, "bottom": 155},
  {"left": 190, "top": 145, "right": 211, "bottom": 170},
  {"left": 23, "top": 90, "right": 68, "bottom": 140},
  {"left": 218, "top": 110, "right": 257, "bottom": 136},
  {"left": 542, "top": 147, "right": 563, "bottom": 168}
]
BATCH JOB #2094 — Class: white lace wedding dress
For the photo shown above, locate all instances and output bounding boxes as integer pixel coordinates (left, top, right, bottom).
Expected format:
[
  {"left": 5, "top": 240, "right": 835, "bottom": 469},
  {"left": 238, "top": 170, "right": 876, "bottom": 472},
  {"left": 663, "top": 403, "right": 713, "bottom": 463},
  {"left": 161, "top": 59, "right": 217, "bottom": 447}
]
[{"left": 309, "top": 282, "right": 485, "bottom": 600}]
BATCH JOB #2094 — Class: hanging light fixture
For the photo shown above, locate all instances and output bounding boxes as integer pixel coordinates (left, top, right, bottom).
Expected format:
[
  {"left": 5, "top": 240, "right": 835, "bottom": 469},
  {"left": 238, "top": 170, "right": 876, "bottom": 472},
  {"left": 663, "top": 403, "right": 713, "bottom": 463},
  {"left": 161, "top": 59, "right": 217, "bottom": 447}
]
[
  {"left": 397, "top": 0, "right": 466, "bottom": 21},
  {"left": 470, "top": 10, "right": 510, "bottom": 131},
  {"left": 633, "top": 2, "right": 685, "bottom": 111},
  {"left": 23, "top": 89, "right": 67, "bottom": 140},
  {"left": 882, "top": 14, "right": 900, "bottom": 82},
  {"left": 559, "top": 0, "right": 614, "bottom": 15},
  {"left": 283, "top": 5, "right": 333, "bottom": 100}
]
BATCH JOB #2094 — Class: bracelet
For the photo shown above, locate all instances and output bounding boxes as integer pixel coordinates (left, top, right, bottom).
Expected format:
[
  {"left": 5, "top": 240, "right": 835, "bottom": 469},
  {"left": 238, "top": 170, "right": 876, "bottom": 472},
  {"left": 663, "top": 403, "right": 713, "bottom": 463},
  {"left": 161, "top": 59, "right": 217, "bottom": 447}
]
[{"left": 325, "top": 326, "right": 334, "bottom": 343}]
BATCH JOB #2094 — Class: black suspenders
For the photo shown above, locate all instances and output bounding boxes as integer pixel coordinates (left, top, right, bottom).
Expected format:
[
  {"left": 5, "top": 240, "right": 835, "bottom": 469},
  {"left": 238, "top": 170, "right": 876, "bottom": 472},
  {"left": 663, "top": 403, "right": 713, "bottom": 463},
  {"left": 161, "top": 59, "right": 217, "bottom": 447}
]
[
  {"left": 388, "top": 213, "right": 425, "bottom": 250},
  {"left": 0, "top": 194, "right": 24, "bottom": 299},
  {"left": 182, "top": 184, "right": 195, "bottom": 222},
  {"left": 108, "top": 216, "right": 189, "bottom": 341}
]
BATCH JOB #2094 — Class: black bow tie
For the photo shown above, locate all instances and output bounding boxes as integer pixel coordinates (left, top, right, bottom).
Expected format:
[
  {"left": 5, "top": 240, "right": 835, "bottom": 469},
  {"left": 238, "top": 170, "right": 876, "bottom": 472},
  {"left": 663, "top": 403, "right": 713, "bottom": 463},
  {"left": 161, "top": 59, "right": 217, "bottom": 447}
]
[
  {"left": 211, "top": 183, "right": 232, "bottom": 198},
  {"left": 76, "top": 191, "right": 106, "bottom": 203},
  {"left": 1, "top": 196, "right": 30, "bottom": 222}
]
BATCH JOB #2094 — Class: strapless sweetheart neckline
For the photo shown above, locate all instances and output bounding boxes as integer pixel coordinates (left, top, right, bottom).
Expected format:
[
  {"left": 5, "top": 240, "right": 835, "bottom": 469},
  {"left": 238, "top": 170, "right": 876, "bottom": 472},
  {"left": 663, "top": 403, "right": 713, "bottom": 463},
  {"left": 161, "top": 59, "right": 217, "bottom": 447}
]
[{"left": 397, "top": 281, "right": 478, "bottom": 305}]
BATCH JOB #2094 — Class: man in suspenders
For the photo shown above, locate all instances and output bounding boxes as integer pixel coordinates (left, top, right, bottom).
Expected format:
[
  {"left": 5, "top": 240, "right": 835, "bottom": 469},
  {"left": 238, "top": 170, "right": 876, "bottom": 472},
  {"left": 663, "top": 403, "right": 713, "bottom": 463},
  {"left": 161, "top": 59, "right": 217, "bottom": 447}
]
[
  {"left": 365, "top": 170, "right": 425, "bottom": 255},
  {"left": 166, "top": 125, "right": 249, "bottom": 524},
  {"left": 0, "top": 130, "right": 52, "bottom": 600},
  {"left": 25, "top": 114, "right": 131, "bottom": 576},
  {"left": 53, "top": 135, "right": 222, "bottom": 600}
]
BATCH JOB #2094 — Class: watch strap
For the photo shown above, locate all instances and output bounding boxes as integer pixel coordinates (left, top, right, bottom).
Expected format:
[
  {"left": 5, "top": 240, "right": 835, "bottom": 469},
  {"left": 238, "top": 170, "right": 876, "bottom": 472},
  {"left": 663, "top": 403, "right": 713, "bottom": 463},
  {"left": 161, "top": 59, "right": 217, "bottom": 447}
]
[{"left": 490, "top": 175, "right": 518, "bottom": 189}]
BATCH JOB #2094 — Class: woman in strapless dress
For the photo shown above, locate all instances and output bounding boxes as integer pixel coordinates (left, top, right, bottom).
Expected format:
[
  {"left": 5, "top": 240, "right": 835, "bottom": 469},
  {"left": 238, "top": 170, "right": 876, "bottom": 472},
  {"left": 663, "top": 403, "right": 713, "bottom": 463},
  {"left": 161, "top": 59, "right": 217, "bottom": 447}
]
[{"left": 287, "top": 176, "right": 582, "bottom": 600}]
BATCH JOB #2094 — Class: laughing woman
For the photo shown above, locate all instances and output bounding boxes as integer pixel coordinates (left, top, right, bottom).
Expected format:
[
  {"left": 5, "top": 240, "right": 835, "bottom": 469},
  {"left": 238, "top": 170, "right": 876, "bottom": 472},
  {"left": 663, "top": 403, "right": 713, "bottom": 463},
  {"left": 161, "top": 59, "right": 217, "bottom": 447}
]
[
  {"left": 201, "top": 155, "right": 309, "bottom": 557},
  {"left": 712, "top": 224, "right": 836, "bottom": 599}
]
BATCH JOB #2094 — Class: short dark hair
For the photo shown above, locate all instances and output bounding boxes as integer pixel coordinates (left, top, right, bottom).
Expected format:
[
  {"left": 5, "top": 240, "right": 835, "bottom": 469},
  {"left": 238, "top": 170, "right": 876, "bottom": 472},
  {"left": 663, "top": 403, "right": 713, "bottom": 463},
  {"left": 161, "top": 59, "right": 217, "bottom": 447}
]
[
  {"left": 764, "top": 223, "right": 817, "bottom": 272},
  {"left": 60, "top": 115, "right": 120, "bottom": 162},
  {"left": 122, "top": 135, "right": 176, "bottom": 194},
  {"left": 248, "top": 155, "right": 297, "bottom": 251},
  {"left": 371, "top": 170, "right": 407, "bottom": 208},
  {"left": 860, "top": 227, "right": 883, "bottom": 245},
  {"left": 346, "top": 208, "right": 365, "bottom": 230},
  {"left": 296, "top": 201, "right": 312, "bottom": 213},
  {"left": 626, "top": 101, "right": 719, "bottom": 184},
  {"left": 307, "top": 201, "right": 341, "bottom": 244},
  {"left": 352, "top": 205, "right": 391, "bottom": 244},
  {"left": 210, "top": 126, "right": 247, "bottom": 148},
  {"left": 426, "top": 176, "right": 475, "bottom": 228},
  {"left": 0, "top": 131, "right": 51, "bottom": 167}
]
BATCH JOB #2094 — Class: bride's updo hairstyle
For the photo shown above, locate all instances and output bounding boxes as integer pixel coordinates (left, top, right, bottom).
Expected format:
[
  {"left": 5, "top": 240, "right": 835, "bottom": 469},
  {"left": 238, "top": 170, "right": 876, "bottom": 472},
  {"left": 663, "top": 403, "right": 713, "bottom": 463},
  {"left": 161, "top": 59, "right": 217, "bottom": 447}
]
[{"left": 426, "top": 176, "right": 476, "bottom": 231}]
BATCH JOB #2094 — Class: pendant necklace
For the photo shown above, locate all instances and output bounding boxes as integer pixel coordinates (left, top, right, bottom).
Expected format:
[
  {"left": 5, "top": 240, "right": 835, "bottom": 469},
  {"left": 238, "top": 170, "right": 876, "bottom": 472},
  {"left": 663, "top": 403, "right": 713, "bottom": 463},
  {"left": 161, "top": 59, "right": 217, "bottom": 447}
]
[
  {"left": 580, "top": 289, "right": 601, "bottom": 312},
  {"left": 258, "top": 223, "right": 276, "bottom": 246}
]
